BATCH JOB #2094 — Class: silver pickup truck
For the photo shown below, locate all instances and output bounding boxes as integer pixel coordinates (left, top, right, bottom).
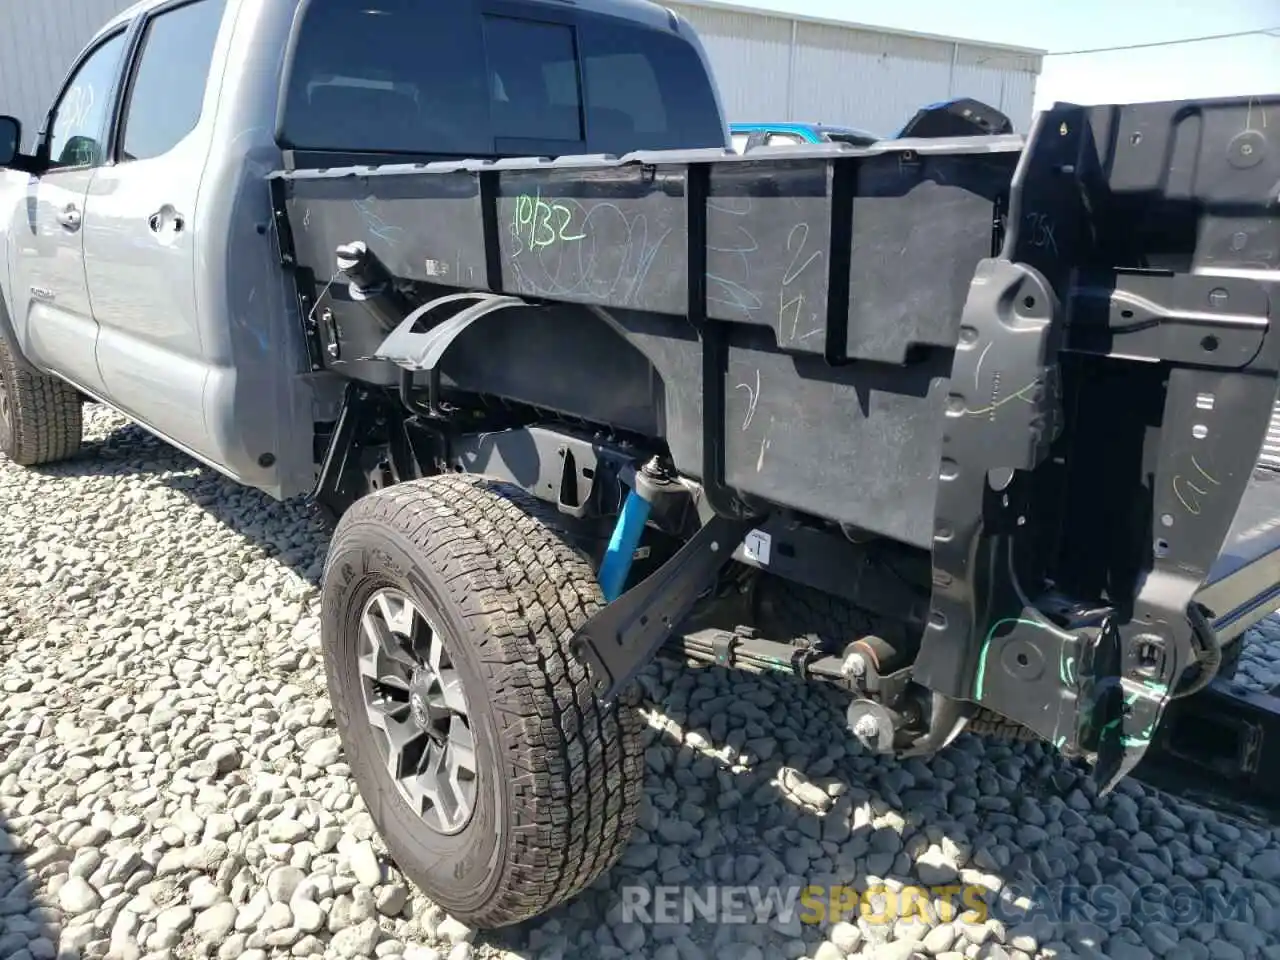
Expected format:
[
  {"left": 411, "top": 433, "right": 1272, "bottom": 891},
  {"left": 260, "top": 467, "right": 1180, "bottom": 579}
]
[{"left": 3, "top": 0, "right": 1280, "bottom": 934}]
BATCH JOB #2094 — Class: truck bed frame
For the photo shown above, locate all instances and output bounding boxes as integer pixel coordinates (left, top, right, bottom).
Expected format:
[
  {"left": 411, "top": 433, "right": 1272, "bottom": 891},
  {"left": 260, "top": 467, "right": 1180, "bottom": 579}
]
[{"left": 269, "top": 93, "right": 1280, "bottom": 800}]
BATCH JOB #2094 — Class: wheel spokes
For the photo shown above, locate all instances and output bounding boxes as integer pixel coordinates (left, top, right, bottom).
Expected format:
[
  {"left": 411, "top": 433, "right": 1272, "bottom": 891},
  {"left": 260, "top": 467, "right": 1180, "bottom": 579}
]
[
  {"left": 414, "top": 723, "right": 477, "bottom": 831},
  {"left": 357, "top": 587, "right": 478, "bottom": 835},
  {"left": 446, "top": 717, "right": 477, "bottom": 779},
  {"left": 361, "top": 605, "right": 418, "bottom": 671},
  {"left": 431, "top": 668, "right": 468, "bottom": 714}
]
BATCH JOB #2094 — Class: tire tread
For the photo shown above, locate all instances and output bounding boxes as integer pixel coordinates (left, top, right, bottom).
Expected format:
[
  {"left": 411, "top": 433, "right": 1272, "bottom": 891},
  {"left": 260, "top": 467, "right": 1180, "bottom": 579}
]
[
  {"left": 329, "top": 474, "right": 644, "bottom": 927},
  {"left": 0, "top": 337, "right": 82, "bottom": 466}
]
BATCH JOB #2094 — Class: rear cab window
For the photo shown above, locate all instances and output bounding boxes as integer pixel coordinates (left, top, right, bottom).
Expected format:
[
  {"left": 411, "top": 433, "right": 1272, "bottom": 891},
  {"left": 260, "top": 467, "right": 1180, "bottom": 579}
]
[{"left": 277, "top": 0, "right": 725, "bottom": 161}]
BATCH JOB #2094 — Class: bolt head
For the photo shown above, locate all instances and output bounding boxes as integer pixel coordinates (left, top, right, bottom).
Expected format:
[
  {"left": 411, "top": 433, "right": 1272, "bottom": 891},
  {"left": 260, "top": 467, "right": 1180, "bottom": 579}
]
[{"left": 842, "top": 652, "right": 868, "bottom": 678}]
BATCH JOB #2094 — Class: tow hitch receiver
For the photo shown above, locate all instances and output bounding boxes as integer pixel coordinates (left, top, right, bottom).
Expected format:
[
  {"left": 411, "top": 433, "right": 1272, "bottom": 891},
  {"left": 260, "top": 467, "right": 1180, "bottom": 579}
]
[{"left": 1135, "top": 674, "right": 1280, "bottom": 825}]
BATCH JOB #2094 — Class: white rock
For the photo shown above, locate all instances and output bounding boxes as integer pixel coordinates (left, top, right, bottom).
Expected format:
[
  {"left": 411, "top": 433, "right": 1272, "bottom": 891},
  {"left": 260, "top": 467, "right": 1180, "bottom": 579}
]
[
  {"left": 303, "top": 737, "right": 342, "bottom": 769},
  {"left": 58, "top": 876, "right": 102, "bottom": 915},
  {"left": 266, "top": 865, "right": 307, "bottom": 903},
  {"left": 348, "top": 841, "right": 382, "bottom": 887},
  {"left": 438, "top": 916, "right": 475, "bottom": 945},
  {"left": 292, "top": 898, "right": 325, "bottom": 934},
  {"left": 194, "top": 901, "right": 238, "bottom": 941},
  {"left": 332, "top": 918, "right": 381, "bottom": 957},
  {"left": 156, "top": 905, "right": 194, "bottom": 934},
  {"left": 268, "top": 819, "right": 309, "bottom": 844},
  {"left": 830, "top": 921, "right": 862, "bottom": 954}
]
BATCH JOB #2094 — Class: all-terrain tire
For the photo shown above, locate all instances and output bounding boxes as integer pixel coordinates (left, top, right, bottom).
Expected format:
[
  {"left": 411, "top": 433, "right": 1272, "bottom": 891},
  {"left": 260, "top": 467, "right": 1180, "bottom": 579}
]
[
  {"left": 756, "top": 577, "right": 901, "bottom": 653},
  {"left": 320, "top": 474, "right": 645, "bottom": 928},
  {"left": 0, "top": 335, "right": 82, "bottom": 466}
]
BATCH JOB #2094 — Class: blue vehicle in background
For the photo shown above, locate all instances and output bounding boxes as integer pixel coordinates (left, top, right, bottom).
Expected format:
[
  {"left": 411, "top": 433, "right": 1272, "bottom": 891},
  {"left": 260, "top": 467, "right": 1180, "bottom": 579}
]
[
  {"left": 731, "top": 98, "right": 1014, "bottom": 152},
  {"left": 728, "top": 122, "right": 880, "bottom": 152}
]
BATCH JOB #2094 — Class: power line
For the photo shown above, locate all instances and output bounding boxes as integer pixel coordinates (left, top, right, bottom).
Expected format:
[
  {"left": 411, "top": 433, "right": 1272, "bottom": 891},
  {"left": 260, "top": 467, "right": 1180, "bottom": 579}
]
[{"left": 1046, "top": 26, "right": 1280, "bottom": 56}]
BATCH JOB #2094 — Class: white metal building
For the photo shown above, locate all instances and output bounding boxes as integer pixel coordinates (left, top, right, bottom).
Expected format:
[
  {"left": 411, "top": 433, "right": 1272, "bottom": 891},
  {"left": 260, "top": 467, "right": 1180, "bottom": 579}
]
[
  {"left": 0, "top": 0, "right": 136, "bottom": 149},
  {"left": 668, "top": 0, "right": 1043, "bottom": 134},
  {"left": 1, "top": 0, "right": 1042, "bottom": 146}
]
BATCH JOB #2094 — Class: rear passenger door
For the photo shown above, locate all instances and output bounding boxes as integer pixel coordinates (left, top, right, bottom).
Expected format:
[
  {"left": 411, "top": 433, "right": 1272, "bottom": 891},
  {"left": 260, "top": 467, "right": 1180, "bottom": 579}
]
[{"left": 83, "top": 0, "right": 228, "bottom": 453}]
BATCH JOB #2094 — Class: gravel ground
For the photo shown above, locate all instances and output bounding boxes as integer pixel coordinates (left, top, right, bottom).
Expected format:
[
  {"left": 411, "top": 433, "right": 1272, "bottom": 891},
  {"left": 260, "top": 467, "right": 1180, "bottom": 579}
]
[{"left": 3, "top": 405, "right": 1280, "bottom": 960}]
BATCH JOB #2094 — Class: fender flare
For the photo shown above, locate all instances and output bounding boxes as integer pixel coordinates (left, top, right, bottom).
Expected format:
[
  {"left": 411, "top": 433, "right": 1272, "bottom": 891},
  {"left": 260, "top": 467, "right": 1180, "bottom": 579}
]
[{"left": 0, "top": 286, "right": 40, "bottom": 376}]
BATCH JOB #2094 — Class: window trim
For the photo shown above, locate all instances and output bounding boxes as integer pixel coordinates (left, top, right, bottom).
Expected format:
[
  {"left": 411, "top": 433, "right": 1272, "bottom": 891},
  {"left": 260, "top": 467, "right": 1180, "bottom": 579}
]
[
  {"left": 112, "top": 0, "right": 226, "bottom": 165},
  {"left": 38, "top": 25, "right": 134, "bottom": 173},
  {"left": 273, "top": 0, "right": 329, "bottom": 153}
]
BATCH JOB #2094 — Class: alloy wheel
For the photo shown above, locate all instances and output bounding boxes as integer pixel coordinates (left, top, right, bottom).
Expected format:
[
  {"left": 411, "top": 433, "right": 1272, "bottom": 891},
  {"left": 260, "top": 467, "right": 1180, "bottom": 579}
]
[{"left": 357, "top": 587, "right": 479, "bottom": 835}]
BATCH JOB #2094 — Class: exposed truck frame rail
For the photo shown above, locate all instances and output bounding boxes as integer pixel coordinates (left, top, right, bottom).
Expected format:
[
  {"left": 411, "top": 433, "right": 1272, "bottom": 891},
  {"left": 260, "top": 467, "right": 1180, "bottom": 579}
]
[{"left": 271, "top": 94, "right": 1280, "bottom": 798}]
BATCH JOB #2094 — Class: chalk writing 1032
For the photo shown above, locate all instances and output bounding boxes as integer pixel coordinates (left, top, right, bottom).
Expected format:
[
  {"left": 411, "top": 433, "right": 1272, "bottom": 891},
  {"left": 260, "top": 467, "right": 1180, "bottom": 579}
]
[{"left": 514, "top": 190, "right": 586, "bottom": 250}]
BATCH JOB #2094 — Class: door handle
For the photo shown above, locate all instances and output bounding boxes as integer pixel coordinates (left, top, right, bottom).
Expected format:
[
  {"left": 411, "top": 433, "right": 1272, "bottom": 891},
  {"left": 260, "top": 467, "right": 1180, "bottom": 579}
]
[
  {"left": 56, "top": 205, "right": 81, "bottom": 230},
  {"left": 148, "top": 207, "right": 185, "bottom": 234}
]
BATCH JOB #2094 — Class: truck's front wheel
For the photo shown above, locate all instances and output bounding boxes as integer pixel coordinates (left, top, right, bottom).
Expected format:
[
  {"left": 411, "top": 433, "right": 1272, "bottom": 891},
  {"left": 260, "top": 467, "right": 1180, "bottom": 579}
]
[
  {"left": 320, "top": 474, "right": 644, "bottom": 928},
  {"left": 0, "top": 336, "right": 83, "bottom": 466}
]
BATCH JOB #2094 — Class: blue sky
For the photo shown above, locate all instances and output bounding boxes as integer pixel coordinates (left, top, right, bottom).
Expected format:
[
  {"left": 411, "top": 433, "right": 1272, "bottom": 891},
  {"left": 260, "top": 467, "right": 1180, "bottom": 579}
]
[{"left": 717, "top": 0, "right": 1279, "bottom": 112}]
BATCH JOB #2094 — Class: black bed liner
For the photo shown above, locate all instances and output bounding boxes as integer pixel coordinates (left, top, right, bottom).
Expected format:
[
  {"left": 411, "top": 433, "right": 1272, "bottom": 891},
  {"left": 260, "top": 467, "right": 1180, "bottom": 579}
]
[
  {"left": 274, "top": 133, "right": 1024, "bottom": 549},
  {"left": 270, "top": 93, "right": 1280, "bottom": 794}
]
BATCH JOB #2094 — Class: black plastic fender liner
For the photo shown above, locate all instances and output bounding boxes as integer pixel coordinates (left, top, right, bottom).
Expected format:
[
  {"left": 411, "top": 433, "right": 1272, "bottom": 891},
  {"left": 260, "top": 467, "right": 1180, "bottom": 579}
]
[{"left": 374, "top": 292, "right": 528, "bottom": 371}]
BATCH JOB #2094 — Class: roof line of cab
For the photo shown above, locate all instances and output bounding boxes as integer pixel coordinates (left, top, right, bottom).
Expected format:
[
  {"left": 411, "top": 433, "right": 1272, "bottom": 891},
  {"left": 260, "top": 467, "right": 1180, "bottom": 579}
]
[{"left": 98, "top": 0, "right": 689, "bottom": 43}]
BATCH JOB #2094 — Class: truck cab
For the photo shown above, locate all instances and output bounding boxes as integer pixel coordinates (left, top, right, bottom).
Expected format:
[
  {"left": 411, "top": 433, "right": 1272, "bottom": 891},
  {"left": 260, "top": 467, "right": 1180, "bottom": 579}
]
[{"left": 0, "top": 0, "right": 729, "bottom": 499}]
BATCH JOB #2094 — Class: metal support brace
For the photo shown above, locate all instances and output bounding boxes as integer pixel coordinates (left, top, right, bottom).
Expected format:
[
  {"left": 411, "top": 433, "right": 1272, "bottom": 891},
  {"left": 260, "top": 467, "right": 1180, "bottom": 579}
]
[{"left": 572, "top": 514, "right": 756, "bottom": 703}]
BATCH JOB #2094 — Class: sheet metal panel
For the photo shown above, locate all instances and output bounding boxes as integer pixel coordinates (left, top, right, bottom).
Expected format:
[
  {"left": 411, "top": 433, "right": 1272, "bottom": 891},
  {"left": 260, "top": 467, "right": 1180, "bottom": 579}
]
[
  {"left": 0, "top": 0, "right": 137, "bottom": 148},
  {"left": 670, "top": 1, "right": 1042, "bottom": 133}
]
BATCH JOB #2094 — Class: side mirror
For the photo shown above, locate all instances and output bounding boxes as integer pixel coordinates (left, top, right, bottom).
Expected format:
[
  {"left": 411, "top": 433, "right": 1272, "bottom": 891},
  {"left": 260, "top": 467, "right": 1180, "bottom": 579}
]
[{"left": 0, "top": 116, "right": 20, "bottom": 166}]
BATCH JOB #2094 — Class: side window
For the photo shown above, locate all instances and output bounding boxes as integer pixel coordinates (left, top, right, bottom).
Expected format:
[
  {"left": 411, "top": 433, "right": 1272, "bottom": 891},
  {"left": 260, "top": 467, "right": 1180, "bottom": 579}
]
[
  {"left": 730, "top": 133, "right": 750, "bottom": 154},
  {"left": 279, "top": 0, "right": 491, "bottom": 157},
  {"left": 576, "top": 19, "right": 725, "bottom": 154},
  {"left": 119, "top": 0, "right": 226, "bottom": 162},
  {"left": 483, "top": 16, "right": 583, "bottom": 143},
  {"left": 46, "top": 32, "right": 129, "bottom": 170},
  {"left": 766, "top": 132, "right": 805, "bottom": 146}
]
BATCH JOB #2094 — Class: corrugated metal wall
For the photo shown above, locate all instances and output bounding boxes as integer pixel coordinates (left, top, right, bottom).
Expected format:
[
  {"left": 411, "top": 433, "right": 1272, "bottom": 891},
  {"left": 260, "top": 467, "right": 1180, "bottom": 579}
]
[
  {"left": 1262, "top": 401, "right": 1280, "bottom": 470},
  {"left": 669, "top": 1, "right": 1042, "bottom": 134},
  {"left": 0, "top": 0, "right": 137, "bottom": 148}
]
